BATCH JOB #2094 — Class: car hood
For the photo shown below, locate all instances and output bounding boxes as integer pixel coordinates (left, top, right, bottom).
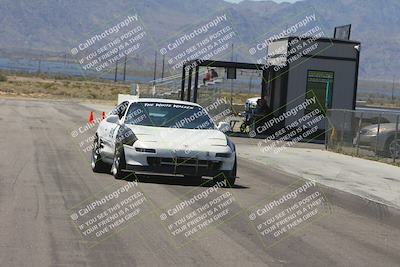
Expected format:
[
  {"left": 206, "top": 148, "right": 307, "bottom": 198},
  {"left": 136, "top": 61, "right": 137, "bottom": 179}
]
[{"left": 125, "top": 125, "right": 228, "bottom": 149}]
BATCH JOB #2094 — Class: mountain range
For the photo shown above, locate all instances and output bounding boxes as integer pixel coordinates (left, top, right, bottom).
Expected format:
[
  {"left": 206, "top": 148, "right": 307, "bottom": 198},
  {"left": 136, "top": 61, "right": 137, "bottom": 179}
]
[{"left": 0, "top": 0, "right": 399, "bottom": 80}]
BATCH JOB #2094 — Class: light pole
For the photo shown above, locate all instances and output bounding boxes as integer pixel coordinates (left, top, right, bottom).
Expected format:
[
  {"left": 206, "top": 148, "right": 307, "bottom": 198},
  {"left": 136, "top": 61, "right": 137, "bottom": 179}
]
[
  {"left": 153, "top": 51, "right": 157, "bottom": 86},
  {"left": 392, "top": 76, "right": 396, "bottom": 104},
  {"left": 230, "top": 43, "right": 234, "bottom": 106},
  {"left": 123, "top": 55, "right": 127, "bottom": 81},
  {"left": 161, "top": 55, "right": 165, "bottom": 82},
  {"left": 114, "top": 48, "right": 119, "bottom": 82}
]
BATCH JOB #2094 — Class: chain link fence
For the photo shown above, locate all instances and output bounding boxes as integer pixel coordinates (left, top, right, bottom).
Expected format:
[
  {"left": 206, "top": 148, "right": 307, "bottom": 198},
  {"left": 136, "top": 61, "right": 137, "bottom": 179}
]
[{"left": 326, "top": 109, "right": 400, "bottom": 164}]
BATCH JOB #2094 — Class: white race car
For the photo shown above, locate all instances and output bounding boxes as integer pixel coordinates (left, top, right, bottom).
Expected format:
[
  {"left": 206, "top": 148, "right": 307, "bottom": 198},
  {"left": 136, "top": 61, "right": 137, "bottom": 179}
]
[{"left": 91, "top": 98, "right": 237, "bottom": 186}]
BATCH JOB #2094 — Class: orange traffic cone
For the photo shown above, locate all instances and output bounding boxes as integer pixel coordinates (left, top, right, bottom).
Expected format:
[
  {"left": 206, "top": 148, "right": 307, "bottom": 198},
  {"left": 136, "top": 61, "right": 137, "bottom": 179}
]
[
  {"left": 88, "top": 111, "right": 94, "bottom": 124},
  {"left": 101, "top": 112, "right": 106, "bottom": 120}
]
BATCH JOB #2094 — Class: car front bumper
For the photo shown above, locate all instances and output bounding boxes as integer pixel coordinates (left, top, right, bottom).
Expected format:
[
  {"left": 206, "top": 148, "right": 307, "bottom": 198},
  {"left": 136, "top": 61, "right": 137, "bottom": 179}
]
[{"left": 123, "top": 144, "right": 235, "bottom": 177}]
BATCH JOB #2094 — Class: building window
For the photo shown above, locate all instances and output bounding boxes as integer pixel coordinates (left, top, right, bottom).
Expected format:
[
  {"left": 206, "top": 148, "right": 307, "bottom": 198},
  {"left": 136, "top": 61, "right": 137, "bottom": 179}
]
[{"left": 305, "top": 70, "right": 334, "bottom": 113}]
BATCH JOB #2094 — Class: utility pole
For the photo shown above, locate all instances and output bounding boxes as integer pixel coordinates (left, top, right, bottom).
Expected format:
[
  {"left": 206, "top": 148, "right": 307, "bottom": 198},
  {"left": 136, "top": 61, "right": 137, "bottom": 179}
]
[
  {"left": 123, "top": 55, "right": 127, "bottom": 81},
  {"left": 37, "top": 58, "right": 42, "bottom": 74},
  {"left": 153, "top": 51, "right": 157, "bottom": 86},
  {"left": 161, "top": 54, "right": 165, "bottom": 82},
  {"left": 392, "top": 76, "right": 395, "bottom": 104},
  {"left": 63, "top": 54, "right": 67, "bottom": 73},
  {"left": 230, "top": 43, "right": 234, "bottom": 106},
  {"left": 114, "top": 49, "right": 119, "bottom": 82},
  {"left": 114, "top": 60, "right": 118, "bottom": 82},
  {"left": 249, "top": 74, "right": 253, "bottom": 94}
]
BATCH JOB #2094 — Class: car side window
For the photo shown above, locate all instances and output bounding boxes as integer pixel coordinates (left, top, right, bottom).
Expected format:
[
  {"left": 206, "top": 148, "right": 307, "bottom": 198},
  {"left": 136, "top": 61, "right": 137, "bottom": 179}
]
[{"left": 111, "top": 101, "right": 129, "bottom": 119}]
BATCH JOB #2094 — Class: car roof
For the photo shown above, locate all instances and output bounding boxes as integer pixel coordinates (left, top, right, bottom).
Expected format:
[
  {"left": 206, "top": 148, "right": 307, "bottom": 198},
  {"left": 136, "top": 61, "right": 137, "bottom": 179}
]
[{"left": 126, "top": 98, "right": 202, "bottom": 108}]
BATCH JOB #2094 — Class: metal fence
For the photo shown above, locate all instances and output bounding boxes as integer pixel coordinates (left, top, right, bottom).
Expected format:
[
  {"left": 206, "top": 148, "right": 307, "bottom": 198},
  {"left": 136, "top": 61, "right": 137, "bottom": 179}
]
[{"left": 325, "top": 109, "right": 400, "bottom": 164}]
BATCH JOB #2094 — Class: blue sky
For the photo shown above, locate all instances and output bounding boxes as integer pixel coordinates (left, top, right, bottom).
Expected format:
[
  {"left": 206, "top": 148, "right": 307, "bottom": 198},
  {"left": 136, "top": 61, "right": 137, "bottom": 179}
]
[{"left": 226, "top": 0, "right": 299, "bottom": 3}]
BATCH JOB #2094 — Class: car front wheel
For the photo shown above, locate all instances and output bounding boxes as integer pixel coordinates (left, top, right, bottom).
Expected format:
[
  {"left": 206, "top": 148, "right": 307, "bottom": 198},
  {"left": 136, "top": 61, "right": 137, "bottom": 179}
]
[
  {"left": 111, "top": 145, "right": 130, "bottom": 180},
  {"left": 387, "top": 136, "right": 400, "bottom": 159},
  {"left": 91, "top": 136, "right": 108, "bottom": 172},
  {"left": 214, "top": 156, "right": 237, "bottom": 187}
]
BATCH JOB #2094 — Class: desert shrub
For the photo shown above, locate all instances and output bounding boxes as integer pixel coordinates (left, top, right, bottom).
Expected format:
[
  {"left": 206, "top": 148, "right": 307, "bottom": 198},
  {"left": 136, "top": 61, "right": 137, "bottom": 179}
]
[{"left": 0, "top": 74, "right": 7, "bottom": 82}]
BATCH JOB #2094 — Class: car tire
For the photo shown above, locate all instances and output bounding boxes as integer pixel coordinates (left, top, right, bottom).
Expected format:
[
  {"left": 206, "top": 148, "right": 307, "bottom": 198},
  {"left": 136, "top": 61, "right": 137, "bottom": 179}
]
[
  {"left": 91, "top": 136, "right": 108, "bottom": 173},
  {"left": 214, "top": 156, "right": 237, "bottom": 187},
  {"left": 111, "top": 144, "right": 130, "bottom": 180},
  {"left": 225, "top": 157, "right": 237, "bottom": 187},
  {"left": 385, "top": 136, "right": 400, "bottom": 159}
]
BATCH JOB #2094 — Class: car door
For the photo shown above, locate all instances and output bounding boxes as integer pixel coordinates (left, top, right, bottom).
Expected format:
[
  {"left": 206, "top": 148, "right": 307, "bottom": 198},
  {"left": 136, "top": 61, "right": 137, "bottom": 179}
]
[{"left": 100, "top": 101, "right": 129, "bottom": 159}]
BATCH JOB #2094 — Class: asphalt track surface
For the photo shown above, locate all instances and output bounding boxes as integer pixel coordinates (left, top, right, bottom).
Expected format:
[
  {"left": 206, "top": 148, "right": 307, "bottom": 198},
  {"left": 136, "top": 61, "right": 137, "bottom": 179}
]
[{"left": 1, "top": 98, "right": 400, "bottom": 267}]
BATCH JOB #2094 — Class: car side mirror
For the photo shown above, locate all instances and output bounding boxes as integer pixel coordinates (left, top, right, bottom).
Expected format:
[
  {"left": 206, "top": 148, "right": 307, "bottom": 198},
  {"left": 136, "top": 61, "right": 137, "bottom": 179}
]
[
  {"left": 217, "top": 122, "right": 231, "bottom": 133},
  {"left": 106, "top": 115, "right": 119, "bottom": 124}
]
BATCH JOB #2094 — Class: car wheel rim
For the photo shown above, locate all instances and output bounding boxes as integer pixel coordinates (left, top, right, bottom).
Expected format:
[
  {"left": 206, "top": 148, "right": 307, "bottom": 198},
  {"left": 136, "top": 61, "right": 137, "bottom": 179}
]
[
  {"left": 112, "top": 153, "right": 120, "bottom": 175},
  {"left": 91, "top": 141, "right": 98, "bottom": 168},
  {"left": 389, "top": 139, "right": 400, "bottom": 158},
  {"left": 91, "top": 152, "right": 96, "bottom": 169}
]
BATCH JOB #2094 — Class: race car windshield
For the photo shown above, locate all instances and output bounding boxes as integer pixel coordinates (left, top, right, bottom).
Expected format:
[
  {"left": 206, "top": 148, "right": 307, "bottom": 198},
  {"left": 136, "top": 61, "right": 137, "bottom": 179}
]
[{"left": 125, "top": 102, "right": 215, "bottom": 129}]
